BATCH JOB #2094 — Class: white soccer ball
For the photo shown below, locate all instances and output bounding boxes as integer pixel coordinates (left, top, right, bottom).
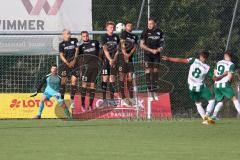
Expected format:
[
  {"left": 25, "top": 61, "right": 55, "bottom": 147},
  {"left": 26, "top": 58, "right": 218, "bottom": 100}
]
[{"left": 116, "top": 23, "right": 126, "bottom": 32}]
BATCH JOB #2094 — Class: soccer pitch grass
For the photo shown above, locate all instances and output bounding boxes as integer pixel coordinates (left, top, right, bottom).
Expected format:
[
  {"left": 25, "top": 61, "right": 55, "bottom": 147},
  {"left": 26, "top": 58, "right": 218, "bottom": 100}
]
[{"left": 0, "top": 119, "right": 240, "bottom": 160}]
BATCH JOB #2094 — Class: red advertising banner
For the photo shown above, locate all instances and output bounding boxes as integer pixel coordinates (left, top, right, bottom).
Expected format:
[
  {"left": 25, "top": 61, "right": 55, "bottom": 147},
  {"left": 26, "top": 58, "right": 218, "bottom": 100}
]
[{"left": 73, "top": 93, "right": 172, "bottom": 119}]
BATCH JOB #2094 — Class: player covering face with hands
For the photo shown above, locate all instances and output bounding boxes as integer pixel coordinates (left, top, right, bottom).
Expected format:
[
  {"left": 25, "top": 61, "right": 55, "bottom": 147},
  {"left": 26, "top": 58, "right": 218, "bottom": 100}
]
[{"left": 30, "top": 65, "right": 71, "bottom": 119}]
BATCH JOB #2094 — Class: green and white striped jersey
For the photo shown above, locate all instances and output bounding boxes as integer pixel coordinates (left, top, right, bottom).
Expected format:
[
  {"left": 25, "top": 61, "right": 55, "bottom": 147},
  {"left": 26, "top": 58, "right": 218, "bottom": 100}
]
[
  {"left": 187, "top": 58, "right": 212, "bottom": 91},
  {"left": 214, "top": 60, "right": 235, "bottom": 88}
]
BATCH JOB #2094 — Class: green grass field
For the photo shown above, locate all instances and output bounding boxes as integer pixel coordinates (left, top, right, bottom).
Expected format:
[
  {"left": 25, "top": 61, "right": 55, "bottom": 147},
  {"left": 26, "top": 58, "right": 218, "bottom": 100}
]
[{"left": 0, "top": 119, "right": 240, "bottom": 160}]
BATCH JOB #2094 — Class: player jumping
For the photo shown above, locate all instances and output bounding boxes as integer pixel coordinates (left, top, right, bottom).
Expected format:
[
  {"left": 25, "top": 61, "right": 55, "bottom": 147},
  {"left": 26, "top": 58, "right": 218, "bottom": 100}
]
[
  {"left": 140, "top": 17, "right": 164, "bottom": 100},
  {"left": 119, "top": 21, "right": 138, "bottom": 105},
  {"left": 78, "top": 31, "right": 101, "bottom": 112},
  {"left": 211, "top": 51, "right": 240, "bottom": 120},
  {"left": 162, "top": 51, "right": 227, "bottom": 124},
  {"left": 59, "top": 29, "right": 79, "bottom": 111},
  {"left": 31, "top": 64, "right": 71, "bottom": 119},
  {"left": 100, "top": 21, "right": 120, "bottom": 107}
]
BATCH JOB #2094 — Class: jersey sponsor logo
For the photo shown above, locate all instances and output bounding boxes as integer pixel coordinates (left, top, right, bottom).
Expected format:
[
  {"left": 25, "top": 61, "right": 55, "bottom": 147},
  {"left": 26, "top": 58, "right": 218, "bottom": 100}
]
[
  {"left": 21, "top": 0, "right": 64, "bottom": 16},
  {"left": 64, "top": 45, "right": 75, "bottom": 50},
  {"left": 148, "top": 36, "right": 160, "bottom": 40},
  {"left": 84, "top": 48, "right": 96, "bottom": 53}
]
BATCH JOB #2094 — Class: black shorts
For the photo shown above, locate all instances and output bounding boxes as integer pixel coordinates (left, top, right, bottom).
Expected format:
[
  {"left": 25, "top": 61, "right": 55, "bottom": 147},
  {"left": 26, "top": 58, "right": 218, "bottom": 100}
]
[
  {"left": 117, "top": 53, "right": 134, "bottom": 73},
  {"left": 102, "top": 60, "right": 117, "bottom": 76},
  {"left": 82, "top": 66, "right": 99, "bottom": 83},
  {"left": 144, "top": 54, "right": 160, "bottom": 68},
  {"left": 59, "top": 63, "right": 79, "bottom": 78}
]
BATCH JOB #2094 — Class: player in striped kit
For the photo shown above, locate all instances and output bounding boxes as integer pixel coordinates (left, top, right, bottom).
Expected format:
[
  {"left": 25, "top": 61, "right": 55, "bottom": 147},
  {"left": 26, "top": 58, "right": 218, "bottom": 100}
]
[
  {"left": 211, "top": 51, "right": 240, "bottom": 120},
  {"left": 162, "top": 51, "right": 226, "bottom": 124}
]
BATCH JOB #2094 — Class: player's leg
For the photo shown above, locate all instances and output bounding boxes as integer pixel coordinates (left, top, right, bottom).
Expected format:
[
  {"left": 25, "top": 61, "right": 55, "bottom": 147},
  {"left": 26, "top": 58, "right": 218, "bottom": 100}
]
[
  {"left": 200, "top": 87, "right": 215, "bottom": 124},
  {"left": 201, "top": 87, "right": 215, "bottom": 116},
  {"left": 127, "top": 64, "right": 135, "bottom": 105},
  {"left": 35, "top": 95, "right": 48, "bottom": 119},
  {"left": 56, "top": 96, "right": 71, "bottom": 119},
  {"left": 222, "top": 86, "right": 240, "bottom": 114},
  {"left": 81, "top": 80, "right": 87, "bottom": 112},
  {"left": 108, "top": 63, "right": 118, "bottom": 106},
  {"left": 88, "top": 83, "right": 96, "bottom": 111},
  {"left": 195, "top": 102, "right": 206, "bottom": 119},
  {"left": 189, "top": 90, "right": 206, "bottom": 119},
  {"left": 70, "top": 75, "right": 78, "bottom": 109},
  {"left": 144, "top": 57, "right": 152, "bottom": 99},
  {"left": 109, "top": 74, "right": 117, "bottom": 106},
  {"left": 86, "top": 67, "right": 98, "bottom": 111},
  {"left": 232, "top": 96, "right": 240, "bottom": 114},
  {"left": 119, "top": 65, "right": 126, "bottom": 100},
  {"left": 100, "top": 62, "right": 110, "bottom": 107},
  {"left": 59, "top": 64, "right": 67, "bottom": 100},
  {"left": 211, "top": 88, "right": 224, "bottom": 119},
  {"left": 152, "top": 58, "right": 160, "bottom": 100}
]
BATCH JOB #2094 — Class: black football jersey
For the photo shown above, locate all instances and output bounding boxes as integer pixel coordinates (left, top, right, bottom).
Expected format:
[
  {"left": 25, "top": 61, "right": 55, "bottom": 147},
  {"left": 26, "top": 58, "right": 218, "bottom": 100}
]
[
  {"left": 140, "top": 28, "right": 164, "bottom": 52},
  {"left": 101, "top": 33, "right": 120, "bottom": 58},
  {"left": 59, "top": 38, "right": 78, "bottom": 62},
  {"left": 120, "top": 30, "right": 138, "bottom": 53},
  {"left": 78, "top": 40, "right": 100, "bottom": 65}
]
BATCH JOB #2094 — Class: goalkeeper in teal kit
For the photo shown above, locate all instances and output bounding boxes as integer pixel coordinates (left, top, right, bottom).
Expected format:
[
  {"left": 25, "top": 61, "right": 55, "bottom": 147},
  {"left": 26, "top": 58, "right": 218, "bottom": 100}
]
[{"left": 31, "top": 64, "right": 71, "bottom": 119}]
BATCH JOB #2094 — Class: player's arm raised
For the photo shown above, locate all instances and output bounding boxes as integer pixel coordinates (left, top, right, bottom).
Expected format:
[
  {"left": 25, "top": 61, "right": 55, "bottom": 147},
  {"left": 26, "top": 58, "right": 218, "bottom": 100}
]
[
  {"left": 162, "top": 56, "right": 189, "bottom": 64},
  {"left": 30, "top": 77, "right": 47, "bottom": 97}
]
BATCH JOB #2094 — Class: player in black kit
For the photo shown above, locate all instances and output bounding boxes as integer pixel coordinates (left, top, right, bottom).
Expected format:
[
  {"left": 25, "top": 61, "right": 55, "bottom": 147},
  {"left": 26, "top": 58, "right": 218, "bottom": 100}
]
[
  {"left": 119, "top": 21, "right": 138, "bottom": 105},
  {"left": 140, "top": 18, "right": 164, "bottom": 100},
  {"left": 78, "top": 31, "right": 101, "bottom": 112},
  {"left": 101, "top": 21, "right": 120, "bottom": 107},
  {"left": 59, "top": 29, "right": 79, "bottom": 110}
]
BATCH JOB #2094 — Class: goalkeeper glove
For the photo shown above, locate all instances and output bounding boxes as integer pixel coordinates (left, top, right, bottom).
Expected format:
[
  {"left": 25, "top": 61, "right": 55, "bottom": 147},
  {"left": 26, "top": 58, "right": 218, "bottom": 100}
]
[{"left": 30, "top": 91, "right": 38, "bottom": 97}]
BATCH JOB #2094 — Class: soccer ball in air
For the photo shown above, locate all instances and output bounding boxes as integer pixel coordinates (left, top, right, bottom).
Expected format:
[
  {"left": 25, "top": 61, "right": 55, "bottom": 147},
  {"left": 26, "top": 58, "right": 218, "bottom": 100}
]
[{"left": 116, "top": 23, "right": 125, "bottom": 32}]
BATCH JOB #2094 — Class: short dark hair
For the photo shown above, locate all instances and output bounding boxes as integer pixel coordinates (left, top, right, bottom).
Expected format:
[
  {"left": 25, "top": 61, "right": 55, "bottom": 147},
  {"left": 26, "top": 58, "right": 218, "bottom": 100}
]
[
  {"left": 125, "top": 21, "right": 133, "bottom": 25},
  {"left": 81, "top": 31, "right": 89, "bottom": 35},
  {"left": 148, "top": 17, "right": 157, "bottom": 23},
  {"left": 106, "top": 21, "right": 115, "bottom": 27},
  {"left": 51, "top": 64, "right": 57, "bottom": 68},
  {"left": 200, "top": 50, "right": 210, "bottom": 59},
  {"left": 224, "top": 51, "right": 233, "bottom": 58}
]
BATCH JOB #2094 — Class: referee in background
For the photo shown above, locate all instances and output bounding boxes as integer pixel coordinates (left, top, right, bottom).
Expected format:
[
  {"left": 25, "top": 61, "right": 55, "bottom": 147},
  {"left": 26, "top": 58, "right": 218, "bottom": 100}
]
[{"left": 140, "top": 17, "right": 164, "bottom": 100}]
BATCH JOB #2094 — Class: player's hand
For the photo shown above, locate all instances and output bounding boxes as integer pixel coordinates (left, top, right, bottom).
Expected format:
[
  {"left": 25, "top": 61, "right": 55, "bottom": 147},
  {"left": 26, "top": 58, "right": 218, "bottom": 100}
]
[
  {"left": 30, "top": 92, "right": 38, "bottom": 97},
  {"left": 223, "top": 71, "right": 228, "bottom": 76},
  {"left": 158, "top": 47, "right": 163, "bottom": 53},
  {"left": 68, "top": 60, "right": 76, "bottom": 68},
  {"left": 152, "top": 49, "right": 158, "bottom": 54},
  {"left": 161, "top": 56, "right": 169, "bottom": 61},
  {"left": 109, "top": 59, "right": 115, "bottom": 67},
  {"left": 124, "top": 53, "right": 130, "bottom": 63}
]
